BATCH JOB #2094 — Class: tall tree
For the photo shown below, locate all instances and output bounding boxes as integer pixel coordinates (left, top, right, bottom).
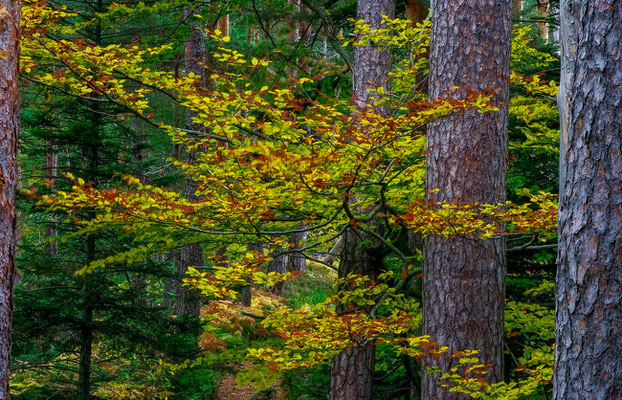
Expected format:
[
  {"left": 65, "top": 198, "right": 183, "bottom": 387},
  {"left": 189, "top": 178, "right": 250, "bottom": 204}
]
[
  {"left": 174, "top": 2, "right": 206, "bottom": 317},
  {"left": 422, "top": 0, "right": 512, "bottom": 398},
  {"left": 554, "top": 1, "right": 622, "bottom": 399},
  {"left": 328, "top": 1, "right": 395, "bottom": 399},
  {"left": 0, "top": 0, "right": 20, "bottom": 397}
]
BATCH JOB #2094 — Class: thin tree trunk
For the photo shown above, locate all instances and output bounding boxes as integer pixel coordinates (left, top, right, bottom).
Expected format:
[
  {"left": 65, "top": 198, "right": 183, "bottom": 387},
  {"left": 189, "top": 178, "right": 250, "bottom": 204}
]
[
  {"left": 44, "top": 146, "right": 58, "bottom": 255},
  {"left": 329, "top": 2, "right": 395, "bottom": 398},
  {"left": 216, "top": 14, "right": 229, "bottom": 36},
  {"left": 513, "top": 0, "right": 523, "bottom": 20},
  {"left": 77, "top": 6, "right": 103, "bottom": 395},
  {"left": 0, "top": 0, "right": 20, "bottom": 396},
  {"left": 554, "top": 2, "right": 622, "bottom": 399},
  {"left": 175, "top": 4, "right": 206, "bottom": 317},
  {"left": 422, "top": 0, "right": 512, "bottom": 398},
  {"left": 130, "top": 116, "right": 148, "bottom": 306},
  {"left": 536, "top": 0, "right": 550, "bottom": 41}
]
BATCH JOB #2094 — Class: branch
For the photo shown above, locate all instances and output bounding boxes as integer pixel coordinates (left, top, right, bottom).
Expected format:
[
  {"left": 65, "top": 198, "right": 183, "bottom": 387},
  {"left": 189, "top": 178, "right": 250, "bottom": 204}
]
[{"left": 299, "top": 0, "right": 353, "bottom": 71}]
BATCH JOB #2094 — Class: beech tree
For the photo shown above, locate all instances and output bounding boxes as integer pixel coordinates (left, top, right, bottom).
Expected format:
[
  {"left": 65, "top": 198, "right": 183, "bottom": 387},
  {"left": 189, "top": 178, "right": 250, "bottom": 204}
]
[
  {"left": 0, "top": 0, "right": 20, "bottom": 397},
  {"left": 554, "top": 1, "right": 622, "bottom": 398},
  {"left": 422, "top": 0, "right": 513, "bottom": 398},
  {"left": 17, "top": 1, "right": 561, "bottom": 397}
]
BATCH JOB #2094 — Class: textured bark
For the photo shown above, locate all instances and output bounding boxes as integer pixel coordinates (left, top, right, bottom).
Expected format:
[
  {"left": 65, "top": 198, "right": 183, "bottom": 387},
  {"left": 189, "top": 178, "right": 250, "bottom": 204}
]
[
  {"left": 329, "top": 227, "right": 384, "bottom": 400},
  {"left": 329, "top": 2, "right": 395, "bottom": 399},
  {"left": 268, "top": 252, "right": 287, "bottom": 295},
  {"left": 554, "top": 2, "right": 622, "bottom": 399},
  {"left": 289, "top": 229, "right": 308, "bottom": 273},
  {"left": 422, "top": 1, "right": 512, "bottom": 398},
  {"left": 0, "top": 0, "right": 20, "bottom": 397},
  {"left": 175, "top": 4, "right": 206, "bottom": 317},
  {"left": 352, "top": 0, "right": 395, "bottom": 109},
  {"left": 329, "top": 342, "right": 375, "bottom": 400},
  {"left": 286, "top": 221, "right": 307, "bottom": 273}
]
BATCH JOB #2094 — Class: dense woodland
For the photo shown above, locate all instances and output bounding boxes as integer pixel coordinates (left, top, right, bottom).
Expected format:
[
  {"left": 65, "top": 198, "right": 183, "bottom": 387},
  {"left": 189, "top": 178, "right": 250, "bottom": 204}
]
[{"left": 0, "top": 0, "right": 620, "bottom": 399}]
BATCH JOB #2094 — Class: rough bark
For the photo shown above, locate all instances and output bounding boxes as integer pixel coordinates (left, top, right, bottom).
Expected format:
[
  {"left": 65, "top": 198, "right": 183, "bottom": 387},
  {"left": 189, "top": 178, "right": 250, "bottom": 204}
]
[
  {"left": 422, "top": 0, "right": 512, "bottom": 398},
  {"left": 352, "top": 0, "right": 395, "bottom": 109},
  {"left": 0, "top": 0, "right": 20, "bottom": 397},
  {"left": 329, "top": 2, "right": 395, "bottom": 399},
  {"left": 554, "top": 2, "right": 622, "bottom": 399},
  {"left": 175, "top": 4, "right": 206, "bottom": 317},
  {"left": 329, "top": 342, "right": 375, "bottom": 400},
  {"left": 268, "top": 251, "right": 287, "bottom": 295},
  {"left": 329, "top": 227, "right": 383, "bottom": 400},
  {"left": 288, "top": 223, "right": 307, "bottom": 273}
]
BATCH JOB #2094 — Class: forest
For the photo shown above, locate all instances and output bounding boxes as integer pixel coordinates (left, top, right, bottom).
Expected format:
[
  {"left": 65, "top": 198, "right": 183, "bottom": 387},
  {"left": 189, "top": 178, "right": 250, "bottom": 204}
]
[{"left": 0, "top": 0, "right": 620, "bottom": 399}]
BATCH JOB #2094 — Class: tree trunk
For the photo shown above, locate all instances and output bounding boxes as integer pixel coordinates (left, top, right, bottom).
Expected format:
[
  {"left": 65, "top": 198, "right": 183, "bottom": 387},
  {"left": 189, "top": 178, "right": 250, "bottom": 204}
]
[
  {"left": 554, "top": 2, "right": 622, "bottom": 399},
  {"left": 329, "top": 343, "right": 375, "bottom": 400},
  {"left": 268, "top": 251, "right": 287, "bottom": 295},
  {"left": 405, "top": 0, "right": 427, "bottom": 25},
  {"left": 216, "top": 14, "right": 229, "bottom": 36},
  {"left": 536, "top": 0, "right": 550, "bottom": 42},
  {"left": 0, "top": 0, "right": 20, "bottom": 396},
  {"left": 329, "top": 227, "right": 384, "bottom": 400},
  {"left": 352, "top": 0, "right": 395, "bottom": 110},
  {"left": 44, "top": 142, "right": 58, "bottom": 256},
  {"left": 329, "top": 2, "right": 395, "bottom": 398},
  {"left": 512, "top": 0, "right": 523, "bottom": 20},
  {"left": 422, "top": 0, "right": 512, "bottom": 398},
  {"left": 130, "top": 116, "right": 149, "bottom": 306},
  {"left": 289, "top": 222, "right": 307, "bottom": 273},
  {"left": 175, "top": 4, "right": 206, "bottom": 317}
]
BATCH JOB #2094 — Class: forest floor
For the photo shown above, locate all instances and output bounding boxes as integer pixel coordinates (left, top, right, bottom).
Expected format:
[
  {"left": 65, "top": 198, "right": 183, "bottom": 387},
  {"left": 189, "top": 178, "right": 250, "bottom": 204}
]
[
  {"left": 215, "top": 363, "right": 287, "bottom": 400},
  {"left": 212, "top": 263, "right": 337, "bottom": 400}
]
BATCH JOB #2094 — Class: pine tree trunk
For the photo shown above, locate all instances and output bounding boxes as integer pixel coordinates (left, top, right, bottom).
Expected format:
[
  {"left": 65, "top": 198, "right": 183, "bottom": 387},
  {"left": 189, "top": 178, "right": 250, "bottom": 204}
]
[
  {"left": 328, "top": 2, "right": 395, "bottom": 398},
  {"left": 351, "top": 0, "right": 395, "bottom": 110},
  {"left": 554, "top": 2, "right": 622, "bottom": 399},
  {"left": 329, "top": 343, "right": 375, "bottom": 400},
  {"left": 175, "top": 4, "right": 206, "bottom": 317},
  {"left": 422, "top": 1, "right": 512, "bottom": 398},
  {"left": 329, "top": 227, "right": 384, "bottom": 400},
  {"left": 0, "top": 0, "right": 20, "bottom": 396}
]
